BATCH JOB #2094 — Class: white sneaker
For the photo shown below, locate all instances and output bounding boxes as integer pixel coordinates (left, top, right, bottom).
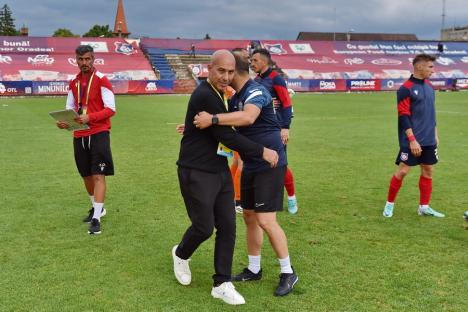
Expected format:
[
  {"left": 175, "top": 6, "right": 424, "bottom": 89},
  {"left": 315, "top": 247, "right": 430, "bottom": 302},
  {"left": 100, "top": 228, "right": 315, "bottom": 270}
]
[
  {"left": 172, "top": 245, "right": 191, "bottom": 285},
  {"left": 211, "top": 282, "right": 245, "bottom": 305}
]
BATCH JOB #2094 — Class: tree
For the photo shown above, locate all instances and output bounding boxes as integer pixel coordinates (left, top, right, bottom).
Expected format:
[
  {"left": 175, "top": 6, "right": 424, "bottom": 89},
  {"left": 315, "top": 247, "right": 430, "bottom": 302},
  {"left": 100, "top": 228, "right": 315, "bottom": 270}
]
[
  {"left": 0, "top": 4, "right": 19, "bottom": 36},
  {"left": 52, "top": 28, "right": 78, "bottom": 37},
  {"left": 83, "top": 24, "right": 113, "bottom": 38}
]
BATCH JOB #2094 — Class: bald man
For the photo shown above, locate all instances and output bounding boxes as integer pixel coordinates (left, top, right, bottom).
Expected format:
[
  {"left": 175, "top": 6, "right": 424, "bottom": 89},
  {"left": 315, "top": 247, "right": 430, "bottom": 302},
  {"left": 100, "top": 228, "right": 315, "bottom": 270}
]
[{"left": 172, "top": 50, "right": 279, "bottom": 305}]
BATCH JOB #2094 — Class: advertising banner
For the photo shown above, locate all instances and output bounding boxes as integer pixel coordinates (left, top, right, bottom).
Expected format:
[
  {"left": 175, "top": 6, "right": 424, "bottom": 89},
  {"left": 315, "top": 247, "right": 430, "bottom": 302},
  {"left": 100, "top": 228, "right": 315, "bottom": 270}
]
[
  {"left": 309, "top": 79, "right": 347, "bottom": 92},
  {"left": 32, "top": 81, "right": 69, "bottom": 95},
  {"left": 0, "top": 80, "right": 32, "bottom": 96},
  {"left": 347, "top": 79, "right": 381, "bottom": 91}
]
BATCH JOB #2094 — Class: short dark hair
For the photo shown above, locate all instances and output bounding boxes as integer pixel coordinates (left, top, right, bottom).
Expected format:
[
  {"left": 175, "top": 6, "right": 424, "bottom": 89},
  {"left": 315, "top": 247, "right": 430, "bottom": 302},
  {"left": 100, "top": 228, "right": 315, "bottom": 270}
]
[
  {"left": 412, "top": 54, "right": 436, "bottom": 66},
  {"left": 232, "top": 50, "right": 250, "bottom": 73},
  {"left": 252, "top": 48, "right": 271, "bottom": 61},
  {"left": 75, "top": 45, "right": 94, "bottom": 55}
]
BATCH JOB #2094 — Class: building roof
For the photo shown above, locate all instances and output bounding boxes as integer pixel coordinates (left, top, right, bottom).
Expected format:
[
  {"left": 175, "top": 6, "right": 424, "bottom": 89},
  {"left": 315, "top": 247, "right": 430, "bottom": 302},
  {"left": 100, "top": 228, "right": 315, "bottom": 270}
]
[{"left": 113, "top": 0, "right": 130, "bottom": 37}]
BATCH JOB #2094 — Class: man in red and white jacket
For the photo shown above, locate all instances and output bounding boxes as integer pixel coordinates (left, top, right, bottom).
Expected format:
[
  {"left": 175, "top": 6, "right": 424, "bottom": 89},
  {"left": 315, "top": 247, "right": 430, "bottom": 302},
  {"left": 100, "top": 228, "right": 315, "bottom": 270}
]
[{"left": 57, "top": 45, "right": 116, "bottom": 235}]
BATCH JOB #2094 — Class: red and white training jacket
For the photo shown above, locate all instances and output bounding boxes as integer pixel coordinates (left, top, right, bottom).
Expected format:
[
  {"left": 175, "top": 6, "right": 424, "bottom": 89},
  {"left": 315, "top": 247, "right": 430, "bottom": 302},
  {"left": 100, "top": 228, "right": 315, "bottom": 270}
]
[{"left": 66, "top": 70, "right": 116, "bottom": 138}]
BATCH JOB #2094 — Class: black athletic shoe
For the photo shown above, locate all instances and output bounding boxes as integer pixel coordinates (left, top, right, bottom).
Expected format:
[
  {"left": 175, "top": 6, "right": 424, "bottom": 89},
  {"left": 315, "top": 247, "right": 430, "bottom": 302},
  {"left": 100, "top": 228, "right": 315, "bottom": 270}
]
[
  {"left": 83, "top": 207, "right": 106, "bottom": 223},
  {"left": 274, "top": 270, "right": 298, "bottom": 296},
  {"left": 88, "top": 218, "right": 101, "bottom": 235},
  {"left": 83, "top": 207, "right": 94, "bottom": 223},
  {"left": 232, "top": 268, "right": 262, "bottom": 282}
]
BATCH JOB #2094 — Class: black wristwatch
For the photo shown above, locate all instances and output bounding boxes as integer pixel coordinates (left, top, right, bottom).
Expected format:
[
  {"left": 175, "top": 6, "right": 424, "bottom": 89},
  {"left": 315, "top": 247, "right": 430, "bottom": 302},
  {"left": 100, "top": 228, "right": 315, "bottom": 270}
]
[{"left": 212, "top": 114, "right": 219, "bottom": 125}]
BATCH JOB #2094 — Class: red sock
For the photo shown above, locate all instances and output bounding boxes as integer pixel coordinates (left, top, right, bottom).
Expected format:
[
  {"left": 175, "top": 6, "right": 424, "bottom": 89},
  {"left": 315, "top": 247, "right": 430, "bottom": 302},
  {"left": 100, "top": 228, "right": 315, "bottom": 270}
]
[
  {"left": 419, "top": 176, "right": 432, "bottom": 205},
  {"left": 387, "top": 175, "right": 403, "bottom": 203},
  {"left": 284, "top": 167, "right": 295, "bottom": 196}
]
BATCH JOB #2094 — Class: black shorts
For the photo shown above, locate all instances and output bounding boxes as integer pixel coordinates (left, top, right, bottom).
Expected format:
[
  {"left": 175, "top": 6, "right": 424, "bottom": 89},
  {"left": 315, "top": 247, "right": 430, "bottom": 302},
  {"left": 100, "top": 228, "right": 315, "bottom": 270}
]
[
  {"left": 241, "top": 166, "right": 286, "bottom": 213},
  {"left": 395, "top": 145, "right": 438, "bottom": 166},
  {"left": 73, "top": 131, "right": 114, "bottom": 177}
]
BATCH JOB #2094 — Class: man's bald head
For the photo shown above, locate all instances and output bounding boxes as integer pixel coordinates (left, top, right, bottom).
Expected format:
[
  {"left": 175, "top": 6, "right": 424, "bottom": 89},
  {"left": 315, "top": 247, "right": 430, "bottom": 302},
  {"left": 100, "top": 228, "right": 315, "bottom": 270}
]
[
  {"left": 208, "top": 49, "right": 236, "bottom": 93},
  {"left": 210, "top": 49, "right": 235, "bottom": 66}
]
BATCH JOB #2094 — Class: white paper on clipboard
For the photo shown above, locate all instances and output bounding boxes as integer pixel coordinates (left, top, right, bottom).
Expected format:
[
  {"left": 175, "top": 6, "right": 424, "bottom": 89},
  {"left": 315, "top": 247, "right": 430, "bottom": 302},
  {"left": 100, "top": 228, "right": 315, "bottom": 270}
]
[{"left": 49, "top": 109, "right": 90, "bottom": 131}]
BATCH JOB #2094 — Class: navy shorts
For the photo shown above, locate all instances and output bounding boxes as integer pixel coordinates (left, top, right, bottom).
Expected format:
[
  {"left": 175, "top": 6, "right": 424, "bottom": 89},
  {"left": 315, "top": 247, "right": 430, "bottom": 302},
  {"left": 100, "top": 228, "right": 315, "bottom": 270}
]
[
  {"left": 395, "top": 145, "right": 438, "bottom": 166},
  {"left": 241, "top": 166, "right": 286, "bottom": 213},
  {"left": 73, "top": 131, "right": 114, "bottom": 177}
]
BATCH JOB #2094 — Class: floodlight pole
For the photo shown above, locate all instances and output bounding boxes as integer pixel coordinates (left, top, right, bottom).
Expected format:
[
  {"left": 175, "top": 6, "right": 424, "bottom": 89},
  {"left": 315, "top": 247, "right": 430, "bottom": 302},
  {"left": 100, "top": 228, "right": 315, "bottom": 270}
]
[{"left": 440, "top": 0, "right": 446, "bottom": 40}]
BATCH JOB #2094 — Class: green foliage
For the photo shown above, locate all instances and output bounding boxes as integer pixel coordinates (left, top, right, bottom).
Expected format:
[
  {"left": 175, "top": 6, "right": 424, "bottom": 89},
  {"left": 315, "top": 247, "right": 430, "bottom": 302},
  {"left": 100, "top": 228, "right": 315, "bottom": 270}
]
[
  {"left": 0, "top": 93, "right": 467, "bottom": 311},
  {"left": 0, "top": 4, "right": 18, "bottom": 36},
  {"left": 52, "top": 28, "right": 78, "bottom": 37},
  {"left": 83, "top": 24, "right": 114, "bottom": 38}
]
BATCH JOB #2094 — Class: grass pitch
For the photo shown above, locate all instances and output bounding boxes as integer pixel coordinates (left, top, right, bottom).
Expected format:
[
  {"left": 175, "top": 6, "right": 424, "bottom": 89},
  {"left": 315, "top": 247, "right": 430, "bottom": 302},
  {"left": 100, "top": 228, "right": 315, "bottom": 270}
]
[{"left": 0, "top": 92, "right": 467, "bottom": 311}]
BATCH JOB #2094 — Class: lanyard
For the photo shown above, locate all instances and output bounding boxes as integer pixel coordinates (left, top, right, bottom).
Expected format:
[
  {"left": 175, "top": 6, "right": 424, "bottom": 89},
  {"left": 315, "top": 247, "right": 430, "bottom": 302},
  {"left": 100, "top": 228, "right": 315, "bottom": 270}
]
[
  {"left": 207, "top": 79, "right": 228, "bottom": 110},
  {"left": 76, "top": 70, "right": 95, "bottom": 114}
]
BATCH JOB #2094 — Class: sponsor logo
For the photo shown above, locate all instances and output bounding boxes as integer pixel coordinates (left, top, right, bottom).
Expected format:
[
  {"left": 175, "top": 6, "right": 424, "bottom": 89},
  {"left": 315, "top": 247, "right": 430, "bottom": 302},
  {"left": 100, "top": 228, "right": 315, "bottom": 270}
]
[
  {"left": 2, "top": 40, "right": 30, "bottom": 47},
  {"left": 190, "top": 64, "right": 202, "bottom": 76},
  {"left": 68, "top": 58, "right": 105, "bottom": 66},
  {"left": 289, "top": 43, "right": 314, "bottom": 54},
  {"left": 98, "top": 163, "right": 106, "bottom": 172},
  {"left": 0, "top": 54, "right": 12, "bottom": 64},
  {"left": 307, "top": 57, "right": 338, "bottom": 64},
  {"left": 264, "top": 43, "right": 287, "bottom": 55},
  {"left": 431, "top": 80, "right": 446, "bottom": 87},
  {"left": 350, "top": 80, "right": 376, "bottom": 87},
  {"left": 36, "top": 82, "right": 69, "bottom": 94},
  {"left": 27, "top": 54, "right": 54, "bottom": 65},
  {"left": 0, "top": 83, "right": 17, "bottom": 94},
  {"left": 80, "top": 41, "right": 108, "bottom": 53},
  {"left": 456, "top": 78, "right": 468, "bottom": 88},
  {"left": 387, "top": 80, "right": 394, "bottom": 88},
  {"left": 319, "top": 81, "right": 336, "bottom": 90},
  {"left": 371, "top": 58, "right": 402, "bottom": 65},
  {"left": 114, "top": 42, "right": 136, "bottom": 55},
  {"left": 145, "top": 82, "right": 158, "bottom": 91},
  {"left": 436, "top": 57, "right": 454, "bottom": 66},
  {"left": 255, "top": 203, "right": 265, "bottom": 208},
  {"left": 400, "top": 152, "right": 408, "bottom": 161},
  {"left": 344, "top": 58, "right": 364, "bottom": 65}
]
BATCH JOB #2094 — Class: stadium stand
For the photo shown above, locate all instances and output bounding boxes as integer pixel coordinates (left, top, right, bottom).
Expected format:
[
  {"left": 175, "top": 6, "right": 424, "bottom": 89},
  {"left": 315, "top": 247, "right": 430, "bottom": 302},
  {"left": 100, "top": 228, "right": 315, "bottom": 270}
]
[
  {"left": 0, "top": 36, "right": 156, "bottom": 81},
  {"left": 2, "top": 35, "right": 468, "bottom": 95}
]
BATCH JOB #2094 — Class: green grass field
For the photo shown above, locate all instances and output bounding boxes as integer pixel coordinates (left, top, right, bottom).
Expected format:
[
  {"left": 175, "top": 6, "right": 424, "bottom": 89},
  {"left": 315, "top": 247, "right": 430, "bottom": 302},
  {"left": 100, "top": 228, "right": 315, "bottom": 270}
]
[{"left": 1, "top": 92, "right": 467, "bottom": 311}]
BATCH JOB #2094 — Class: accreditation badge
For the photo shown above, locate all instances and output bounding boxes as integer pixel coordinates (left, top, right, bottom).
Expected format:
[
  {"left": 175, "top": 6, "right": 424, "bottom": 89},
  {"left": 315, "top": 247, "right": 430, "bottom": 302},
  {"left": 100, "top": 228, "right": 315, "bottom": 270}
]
[{"left": 217, "top": 143, "right": 233, "bottom": 158}]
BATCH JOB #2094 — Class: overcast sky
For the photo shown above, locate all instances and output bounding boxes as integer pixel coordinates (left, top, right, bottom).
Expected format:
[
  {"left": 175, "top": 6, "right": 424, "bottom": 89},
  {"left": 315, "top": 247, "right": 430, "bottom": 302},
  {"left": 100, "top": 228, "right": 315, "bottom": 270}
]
[{"left": 8, "top": 0, "right": 468, "bottom": 40}]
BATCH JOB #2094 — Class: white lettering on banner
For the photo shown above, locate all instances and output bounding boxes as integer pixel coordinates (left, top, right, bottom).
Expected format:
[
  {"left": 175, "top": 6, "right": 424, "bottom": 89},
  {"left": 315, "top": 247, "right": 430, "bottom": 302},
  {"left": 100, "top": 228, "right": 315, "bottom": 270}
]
[
  {"left": 307, "top": 57, "right": 338, "bottom": 64},
  {"left": 3, "top": 40, "right": 30, "bottom": 47},
  {"left": 350, "top": 80, "right": 376, "bottom": 87},
  {"left": 68, "top": 58, "right": 105, "bottom": 66},
  {"left": 81, "top": 41, "right": 109, "bottom": 53},
  {"left": 436, "top": 57, "right": 455, "bottom": 66},
  {"left": 319, "top": 81, "right": 336, "bottom": 90},
  {"left": 37, "top": 82, "right": 69, "bottom": 94},
  {"left": 0, "top": 54, "right": 12, "bottom": 64},
  {"left": 145, "top": 82, "right": 158, "bottom": 91},
  {"left": 0, "top": 83, "right": 18, "bottom": 94},
  {"left": 28, "top": 55, "right": 54, "bottom": 65},
  {"left": 17, "top": 47, "right": 54, "bottom": 52},
  {"left": 289, "top": 43, "right": 314, "bottom": 54},
  {"left": 344, "top": 58, "right": 364, "bottom": 65},
  {"left": 431, "top": 80, "right": 446, "bottom": 87},
  {"left": 371, "top": 58, "right": 402, "bottom": 65}
]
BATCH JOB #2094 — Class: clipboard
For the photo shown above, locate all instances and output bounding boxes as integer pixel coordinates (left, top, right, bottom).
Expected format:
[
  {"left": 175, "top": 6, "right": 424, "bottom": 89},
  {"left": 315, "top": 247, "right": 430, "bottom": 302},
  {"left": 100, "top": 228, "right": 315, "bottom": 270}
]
[{"left": 49, "top": 109, "right": 90, "bottom": 131}]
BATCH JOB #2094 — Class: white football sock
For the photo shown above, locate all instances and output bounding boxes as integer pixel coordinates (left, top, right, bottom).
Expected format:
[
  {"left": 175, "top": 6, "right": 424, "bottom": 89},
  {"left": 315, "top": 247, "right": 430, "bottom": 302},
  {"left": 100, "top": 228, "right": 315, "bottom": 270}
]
[
  {"left": 288, "top": 195, "right": 296, "bottom": 200},
  {"left": 278, "top": 256, "right": 293, "bottom": 274},
  {"left": 247, "top": 255, "right": 261, "bottom": 274},
  {"left": 89, "top": 195, "right": 95, "bottom": 206},
  {"left": 93, "top": 202, "right": 104, "bottom": 221}
]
